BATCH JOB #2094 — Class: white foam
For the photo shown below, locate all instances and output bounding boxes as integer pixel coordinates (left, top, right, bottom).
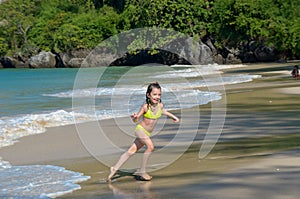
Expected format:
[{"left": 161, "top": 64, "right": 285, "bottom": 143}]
[
  {"left": 0, "top": 110, "right": 95, "bottom": 148},
  {"left": 44, "top": 74, "right": 259, "bottom": 99},
  {"left": 0, "top": 64, "right": 260, "bottom": 198},
  {"left": 1, "top": 72, "right": 261, "bottom": 151},
  {"left": 0, "top": 164, "right": 90, "bottom": 198},
  {"left": 153, "top": 67, "right": 221, "bottom": 78},
  {"left": 171, "top": 63, "right": 247, "bottom": 69},
  {"left": 43, "top": 64, "right": 249, "bottom": 99},
  {"left": 43, "top": 87, "right": 144, "bottom": 98}
]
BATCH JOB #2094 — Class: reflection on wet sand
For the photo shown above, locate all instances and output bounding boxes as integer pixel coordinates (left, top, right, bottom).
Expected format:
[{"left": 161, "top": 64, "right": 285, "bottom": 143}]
[{"left": 108, "top": 181, "right": 158, "bottom": 199}]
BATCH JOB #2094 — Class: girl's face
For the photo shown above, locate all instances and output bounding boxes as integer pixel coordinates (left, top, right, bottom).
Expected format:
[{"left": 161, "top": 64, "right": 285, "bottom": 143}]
[{"left": 147, "top": 88, "right": 161, "bottom": 104}]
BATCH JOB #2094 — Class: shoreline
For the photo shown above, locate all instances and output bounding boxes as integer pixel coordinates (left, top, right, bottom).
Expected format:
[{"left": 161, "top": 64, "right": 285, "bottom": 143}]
[{"left": 1, "top": 63, "right": 300, "bottom": 198}]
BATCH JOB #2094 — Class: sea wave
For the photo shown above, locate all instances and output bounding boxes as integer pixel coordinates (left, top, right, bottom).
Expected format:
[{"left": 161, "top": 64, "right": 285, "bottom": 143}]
[
  {"left": 0, "top": 162, "right": 90, "bottom": 198},
  {"left": 0, "top": 110, "right": 95, "bottom": 148},
  {"left": 0, "top": 64, "right": 260, "bottom": 198},
  {"left": 43, "top": 87, "right": 144, "bottom": 98},
  {"left": 43, "top": 74, "right": 260, "bottom": 99},
  {"left": 1, "top": 72, "right": 261, "bottom": 151}
]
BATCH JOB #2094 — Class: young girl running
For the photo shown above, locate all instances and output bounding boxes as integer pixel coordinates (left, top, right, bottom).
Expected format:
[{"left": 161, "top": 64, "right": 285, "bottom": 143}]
[{"left": 107, "top": 82, "right": 180, "bottom": 181}]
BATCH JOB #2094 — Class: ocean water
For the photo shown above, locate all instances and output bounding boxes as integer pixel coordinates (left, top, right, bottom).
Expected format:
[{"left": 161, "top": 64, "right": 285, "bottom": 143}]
[
  {"left": 0, "top": 160, "right": 90, "bottom": 199},
  {"left": 0, "top": 64, "right": 260, "bottom": 198}
]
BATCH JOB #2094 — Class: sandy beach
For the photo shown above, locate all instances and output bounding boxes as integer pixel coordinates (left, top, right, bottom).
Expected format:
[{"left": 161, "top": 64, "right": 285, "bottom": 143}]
[{"left": 1, "top": 63, "right": 300, "bottom": 198}]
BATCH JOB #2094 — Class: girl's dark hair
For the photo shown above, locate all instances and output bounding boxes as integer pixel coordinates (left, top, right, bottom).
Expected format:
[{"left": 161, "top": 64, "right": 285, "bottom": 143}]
[{"left": 146, "top": 82, "right": 161, "bottom": 104}]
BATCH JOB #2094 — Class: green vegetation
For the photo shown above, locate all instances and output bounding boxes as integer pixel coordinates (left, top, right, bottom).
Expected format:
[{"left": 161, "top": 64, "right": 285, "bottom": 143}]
[
  {"left": 211, "top": 0, "right": 300, "bottom": 58},
  {"left": 0, "top": 0, "right": 299, "bottom": 59}
]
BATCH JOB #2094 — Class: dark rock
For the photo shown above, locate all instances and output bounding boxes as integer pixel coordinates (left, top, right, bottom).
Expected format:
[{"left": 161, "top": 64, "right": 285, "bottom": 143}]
[
  {"left": 62, "top": 49, "right": 90, "bottom": 67},
  {"left": 0, "top": 57, "right": 17, "bottom": 68},
  {"left": 68, "top": 58, "right": 85, "bottom": 68},
  {"left": 14, "top": 55, "right": 29, "bottom": 68},
  {"left": 213, "top": 54, "right": 225, "bottom": 64},
  {"left": 220, "top": 47, "right": 242, "bottom": 64},
  {"left": 204, "top": 37, "right": 218, "bottom": 56},
  {"left": 15, "top": 61, "right": 29, "bottom": 68},
  {"left": 225, "top": 53, "right": 242, "bottom": 64},
  {"left": 51, "top": 50, "right": 65, "bottom": 68},
  {"left": 91, "top": 39, "right": 214, "bottom": 66},
  {"left": 240, "top": 52, "right": 257, "bottom": 63},
  {"left": 28, "top": 51, "right": 56, "bottom": 68},
  {"left": 179, "top": 39, "right": 214, "bottom": 65},
  {"left": 254, "top": 46, "right": 277, "bottom": 62},
  {"left": 237, "top": 41, "right": 278, "bottom": 63},
  {"left": 82, "top": 47, "right": 116, "bottom": 67},
  {"left": 110, "top": 49, "right": 186, "bottom": 66}
]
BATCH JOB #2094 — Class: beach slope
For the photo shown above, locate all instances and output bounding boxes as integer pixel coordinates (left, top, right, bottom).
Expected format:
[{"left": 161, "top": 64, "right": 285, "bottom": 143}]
[{"left": 1, "top": 63, "right": 300, "bottom": 199}]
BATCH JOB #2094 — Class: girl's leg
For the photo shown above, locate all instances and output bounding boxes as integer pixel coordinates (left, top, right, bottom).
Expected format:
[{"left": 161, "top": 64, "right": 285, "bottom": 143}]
[
  {"left": 135, "top": 130, "right": 154, "bottom": 180},
  {"left": 107, "top": 138, "right": 144, "bottom": 181}
]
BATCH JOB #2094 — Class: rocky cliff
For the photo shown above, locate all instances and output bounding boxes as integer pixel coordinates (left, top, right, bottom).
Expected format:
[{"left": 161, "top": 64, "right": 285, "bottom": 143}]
[{"left": 0, "top": 38, "right": 280, "bottom": 69}]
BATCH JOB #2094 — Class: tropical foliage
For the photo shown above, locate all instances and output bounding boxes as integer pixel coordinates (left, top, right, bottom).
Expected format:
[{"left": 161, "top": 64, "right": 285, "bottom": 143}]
[
  {"left": 211, "top": 0, "right": 300, "bottom": 58},
  {"left": 0, "top": 0, "right": 299, "bottom": 58}
]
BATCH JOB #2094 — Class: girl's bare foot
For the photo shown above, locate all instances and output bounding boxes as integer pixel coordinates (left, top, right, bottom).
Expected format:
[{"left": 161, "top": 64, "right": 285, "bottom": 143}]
[
  {"left": 107, "top": 167, "right": 117, "bottom": 182},
  {"left": 139, "top": 172, "right": 152, "bottom": 181}
]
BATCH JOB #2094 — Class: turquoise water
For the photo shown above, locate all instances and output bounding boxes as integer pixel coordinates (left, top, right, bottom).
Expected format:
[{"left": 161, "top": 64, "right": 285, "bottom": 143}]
[
  {"left": 0, "top": 64, "right": 260, "bottom": 198},
  {"left": 0, "top": 68, "right": 78, "bottom": 117},
  {"left": 0, "top": 64, "right": 261, "bottom": 147}
]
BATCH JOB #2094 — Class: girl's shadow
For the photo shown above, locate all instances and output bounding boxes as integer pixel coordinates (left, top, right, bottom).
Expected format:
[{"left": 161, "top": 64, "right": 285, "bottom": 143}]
[
  {"left": 110, "top": 169, "right": 137, "bottom": 181},
  {"left": 110, "top": 169, "right": 152, "bottom": 182}
]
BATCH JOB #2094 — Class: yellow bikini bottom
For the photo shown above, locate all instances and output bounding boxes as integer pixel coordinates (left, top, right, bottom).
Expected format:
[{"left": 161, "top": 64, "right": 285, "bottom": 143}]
[{"left": 135, "top": 124, "right": 151, "bottom": 137}]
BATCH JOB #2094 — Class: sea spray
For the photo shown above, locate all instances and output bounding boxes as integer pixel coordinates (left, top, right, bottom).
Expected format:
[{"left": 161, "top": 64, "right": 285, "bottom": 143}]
[{"left": 0, "top": 163, "right": 90, "bottom": 198}]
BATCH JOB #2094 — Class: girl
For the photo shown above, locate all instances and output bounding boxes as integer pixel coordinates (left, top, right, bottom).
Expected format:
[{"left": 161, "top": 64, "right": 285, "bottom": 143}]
[
  {"left": 107, "top": 82, "right": 180, "bottom": 181},
  {"left": 291, "top": 65, "right": 299, "bottom": 80}
]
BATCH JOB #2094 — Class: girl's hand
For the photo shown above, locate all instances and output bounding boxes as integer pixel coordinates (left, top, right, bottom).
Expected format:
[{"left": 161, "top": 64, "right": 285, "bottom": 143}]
[
  {"left": 172, "top": 117, "right": 180, "bottom": 123},
  {"left": 131, "top": 113, "right": 138, "bottom": 122},
  {"left": 163, "top": 109, "right": 180, "bottom": 123}
]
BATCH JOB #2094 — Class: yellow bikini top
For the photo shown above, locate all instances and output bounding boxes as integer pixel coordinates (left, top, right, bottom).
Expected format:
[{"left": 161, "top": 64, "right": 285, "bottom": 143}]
[{"left": 143, "top": 104, "right": 162, "bottom": 119}]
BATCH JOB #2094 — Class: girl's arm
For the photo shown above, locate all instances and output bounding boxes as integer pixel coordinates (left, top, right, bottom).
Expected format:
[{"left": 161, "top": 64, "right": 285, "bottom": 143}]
[
  {"left": 131, "top": 104, "right": 147, "bottom": 123},
  {"left": 161, "top": 104, "right": 180, "bottom": 123}
]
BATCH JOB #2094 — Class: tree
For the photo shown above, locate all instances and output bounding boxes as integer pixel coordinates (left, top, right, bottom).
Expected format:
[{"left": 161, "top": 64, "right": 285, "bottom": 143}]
[
  {"left": 122, "top": 0, "right": 212, "bottom": 38},
  {"left": 0, "top": 37, "right": 8, "bottom": 56},
  {"left": 210, "top": 0, "right": 300, "bottom": 58},
  {"left": 0, "top": 0, "right": 299, "bottom": 60},
  {"left": 0, "top": 0, "right": 41, "bottom": 56}
]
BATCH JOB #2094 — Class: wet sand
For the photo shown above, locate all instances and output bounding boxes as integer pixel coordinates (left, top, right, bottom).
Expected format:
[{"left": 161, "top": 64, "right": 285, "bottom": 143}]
[{"left": 1, "top": 63, "right": 300, "bottom": 198}]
